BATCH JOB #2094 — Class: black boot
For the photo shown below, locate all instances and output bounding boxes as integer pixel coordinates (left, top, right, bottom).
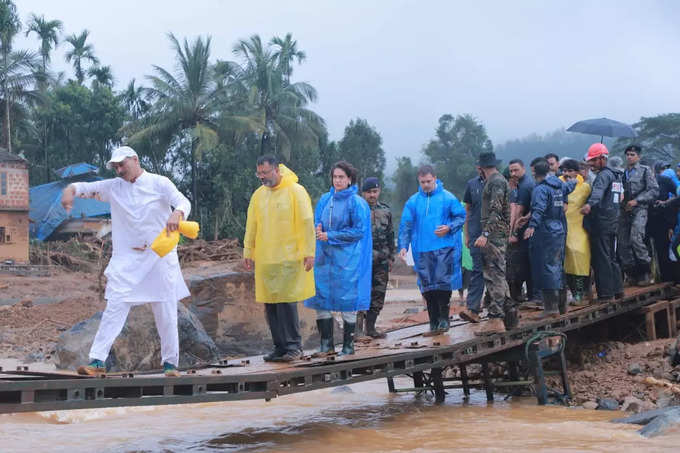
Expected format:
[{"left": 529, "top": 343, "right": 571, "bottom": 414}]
[
  {"left": 423, "top": 294, "right": 440, "bottom": 337},
  {"left": 312, "top": 318, "right": 335, "bottom": 358},
  {"left": 637, "top": 262, "right": 653, "bottom": 286},
  {"left": 538, "top": 290, "right": 560, "bottom": 319},
  {"left": 504, "top": 306, "right": 519, "bottom": 330},
  {"left": 509, "top": 280, "right": 524, "bottom": 302},
  {"left": 437, "top": 297, "right": 451, "bottom": 333},
  {"left": 366, "top": 311, "right": 386, "bottom": 338},
  {"left": 339, "top": 321, "right": 355, "bottom": 355},
  {"left": 558, "top": 289, "right": 568, "bottom": 315}
]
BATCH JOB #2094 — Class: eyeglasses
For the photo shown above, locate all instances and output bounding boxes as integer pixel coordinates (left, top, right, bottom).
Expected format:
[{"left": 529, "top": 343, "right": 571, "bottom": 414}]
[{"left": 255, "top": 168, "right": 275, "bottom": 178}]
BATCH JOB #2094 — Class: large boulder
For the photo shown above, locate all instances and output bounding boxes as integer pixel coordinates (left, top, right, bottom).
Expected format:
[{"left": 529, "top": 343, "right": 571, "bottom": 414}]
[
  {"left": 185, "top": 269, "right": 319, "bottom": 356},
  {"left": 55, "top": 302, "right": 220, "bottom": 372}
]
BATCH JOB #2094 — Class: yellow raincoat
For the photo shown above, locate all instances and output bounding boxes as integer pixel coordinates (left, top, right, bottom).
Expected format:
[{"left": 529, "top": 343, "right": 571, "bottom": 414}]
[
  {"left": 560, "top": 174, "right": 591, "bottom": 276},
  {"left": 243, "top": 165, "right": 316, "bottom": 303}
]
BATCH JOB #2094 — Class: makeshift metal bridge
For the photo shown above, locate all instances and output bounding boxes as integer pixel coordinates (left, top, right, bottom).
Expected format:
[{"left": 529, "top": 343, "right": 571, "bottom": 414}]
[{"left": 0, "top": 283, "right": 676, "bottom": 414}]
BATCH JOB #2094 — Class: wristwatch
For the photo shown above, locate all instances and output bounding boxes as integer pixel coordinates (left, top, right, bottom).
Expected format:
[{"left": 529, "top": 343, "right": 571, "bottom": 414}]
[{"left": 483, "top": 231, "right": 489, "bottom": 237}]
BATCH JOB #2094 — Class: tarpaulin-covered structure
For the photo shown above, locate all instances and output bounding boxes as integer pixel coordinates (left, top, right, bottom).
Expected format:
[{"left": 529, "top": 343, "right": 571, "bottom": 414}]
[{"left": 29, "top": 163, "right": 110, "bottom": 240}]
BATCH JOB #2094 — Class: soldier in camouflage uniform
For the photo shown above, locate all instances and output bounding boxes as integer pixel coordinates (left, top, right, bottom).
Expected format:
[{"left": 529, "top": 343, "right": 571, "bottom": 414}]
[
  {"left": 357, "top": 177, "right": 395, "bottom": 338},
  {"left": 474, "top": 152, "right": 514, "bottom": 335},
  {"left": 619, "top": 145, "right": 659, "bottom": 286}
]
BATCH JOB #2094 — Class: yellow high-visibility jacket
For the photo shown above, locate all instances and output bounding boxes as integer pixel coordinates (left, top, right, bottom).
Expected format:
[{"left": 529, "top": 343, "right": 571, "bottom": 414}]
[
  {"left": 561, "top": 174, "right": 591, "bottom": 276},
  {"left": 243, "top": 165, "right": 316, "bottom": 303}
]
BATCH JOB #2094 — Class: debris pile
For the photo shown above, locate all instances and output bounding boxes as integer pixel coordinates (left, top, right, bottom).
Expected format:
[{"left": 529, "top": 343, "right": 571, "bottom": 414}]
[{"left": 177, "top": 238, "right": 242, "bottom": 265}]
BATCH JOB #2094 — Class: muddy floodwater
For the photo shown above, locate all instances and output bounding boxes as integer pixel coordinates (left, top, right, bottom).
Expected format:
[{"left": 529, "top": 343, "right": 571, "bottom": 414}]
[{"left": 2, "top": 377, "right": 680, "bottom": 453}]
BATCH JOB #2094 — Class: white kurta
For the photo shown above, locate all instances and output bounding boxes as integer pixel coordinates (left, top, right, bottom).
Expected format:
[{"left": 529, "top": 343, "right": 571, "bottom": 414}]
[{"left": 73, "top": 171, "right": 191, "bottom": 303}]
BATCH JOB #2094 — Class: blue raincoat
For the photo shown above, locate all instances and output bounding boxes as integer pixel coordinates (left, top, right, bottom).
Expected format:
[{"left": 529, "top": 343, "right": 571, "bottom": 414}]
[
  {"left": 398, "top": 180, "right": 466, "bottom": 292},
  {"left": 304, "top": 185, "right": 372, "bottom": 312},
  {"left": 528, "top": 175, "right": 567, "bottom": 291}
]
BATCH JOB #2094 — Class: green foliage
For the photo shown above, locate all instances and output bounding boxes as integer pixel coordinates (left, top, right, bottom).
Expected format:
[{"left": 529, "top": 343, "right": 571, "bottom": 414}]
[
  {"left": 423, "top": 113, "right": 492, "bottom": 197},
  {"left": 614, "top": 114, "right": 680, "bottom": 163},
  {"left": 338, "top": 118, "right": 385, "bottom": 183}
]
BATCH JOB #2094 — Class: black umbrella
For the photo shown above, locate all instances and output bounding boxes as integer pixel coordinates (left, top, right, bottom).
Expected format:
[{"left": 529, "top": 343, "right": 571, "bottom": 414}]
[{"left": 567, "top": 117, "right": 638, "bottom": 143}]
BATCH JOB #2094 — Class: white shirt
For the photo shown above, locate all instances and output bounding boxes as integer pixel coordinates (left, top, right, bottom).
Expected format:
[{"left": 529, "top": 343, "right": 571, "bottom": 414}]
[{"left": 72, "top": 171, "right": 191, "bottom": 303}]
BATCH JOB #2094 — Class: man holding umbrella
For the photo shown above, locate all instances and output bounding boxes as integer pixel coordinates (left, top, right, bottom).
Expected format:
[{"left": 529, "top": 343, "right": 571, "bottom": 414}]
[{"left": 580, "top": 143, "right": 624, "bottom": 301}]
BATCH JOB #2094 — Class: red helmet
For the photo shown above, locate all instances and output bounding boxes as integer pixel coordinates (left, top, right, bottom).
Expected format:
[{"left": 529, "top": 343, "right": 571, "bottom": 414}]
[{"left": 586, "top": 143, "right": 609, "bottom": 161}]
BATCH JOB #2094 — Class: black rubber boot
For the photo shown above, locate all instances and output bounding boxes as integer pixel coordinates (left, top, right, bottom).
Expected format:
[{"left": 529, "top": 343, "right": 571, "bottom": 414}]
[
  {"left": 437, "top": 297, "right": 451, "bottom": 333},
  {"left": 423, "top": 294, "right": 440, "bottom": 337},
  {"left": 366, "top": 311, "right": 386, "bottom": 338},
  {"left": 339, "top": 321, "right": 355, "bottom": 355},
  {"left": 538, "top": 290, "right": 560, "bottom": 318},
  {"left": 312, "top": 318, "right": 335, "bottom": 358},
  {"left": 509, "top": 280, "right": 524, "bottom": 302},
  {"left": 558, "top": 289, "right": 568, "bottom": 315},
  {"left": 504, "top": 306, "right": 519, "bottom": 330}
]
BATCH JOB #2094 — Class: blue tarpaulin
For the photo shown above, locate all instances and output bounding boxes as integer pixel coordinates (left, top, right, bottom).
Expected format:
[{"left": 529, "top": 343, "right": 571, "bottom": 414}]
[{"left": 29, "top": 163, "right": 111, "bottom": 240}]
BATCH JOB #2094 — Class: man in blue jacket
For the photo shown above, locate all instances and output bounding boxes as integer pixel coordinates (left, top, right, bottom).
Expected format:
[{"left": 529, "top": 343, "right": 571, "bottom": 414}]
[
  {"left": 524, "top": 158, "right": 567, "bottom": 317},
  {"left": 398, "top": 165, "right": 466, "bottom": 336}
]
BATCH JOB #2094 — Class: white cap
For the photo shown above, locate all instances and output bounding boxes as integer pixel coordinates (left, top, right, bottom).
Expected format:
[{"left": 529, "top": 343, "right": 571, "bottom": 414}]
[{"left": 106, "top": 146, "right": 138, "bottom": 169}]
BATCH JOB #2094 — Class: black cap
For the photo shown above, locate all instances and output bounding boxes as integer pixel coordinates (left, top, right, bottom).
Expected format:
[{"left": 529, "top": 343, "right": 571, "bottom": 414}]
[
  {"left": 361, "top": 177, "right": 380, "bottom": 192},
  {"left": 478, "top": 152, "right": 501, "bottom": 168},
  {"left": 654, "top": 161, "right": 670, "bottom": 173}
]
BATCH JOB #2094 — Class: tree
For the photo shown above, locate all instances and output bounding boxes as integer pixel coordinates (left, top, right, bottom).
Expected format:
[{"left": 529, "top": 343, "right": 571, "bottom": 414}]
[
  {"left": 232, "top": 34, "right": 324, "bottom": 159},
  {"left": 119, "top": 78, "right": 149, "bottom": 120},
  {"left": 337, "top": 118, "right": 385, "bottom": 183},
  {"left": 128, "top": 33, "right": 225, "bottom": 216},
  {"left": 24, "top": 13, "right": 62, "bottom": 84},
  {"left": 392, "top": 156, "right": 418, "bottom": 209},
  {"left": 614, "top": 113, "right": 680, "bottom": 163},
  {"left": 65, "top": 30, "right": 99, "bottom": 84},
  {"left": 270, "top": 33, "right": 305, "bottom": 83},
  {"left": 88, "top": 65, "right": 113, "bottom": 87},
  {"left": 423, "top": 113, "right": 493, "bottom": 196}
]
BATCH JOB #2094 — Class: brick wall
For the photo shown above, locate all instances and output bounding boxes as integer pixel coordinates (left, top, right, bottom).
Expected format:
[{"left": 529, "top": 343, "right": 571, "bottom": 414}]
[
  {"left": 0, "top": 161, "right": 29, "bottom": 210},
  {"left": 0, "top": 211, "right": 29, "bottom": 262}
]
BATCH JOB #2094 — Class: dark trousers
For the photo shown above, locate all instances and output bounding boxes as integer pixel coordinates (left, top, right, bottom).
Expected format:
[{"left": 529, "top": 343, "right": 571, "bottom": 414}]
[
  {"left": 466, "top": 244, "right": 484, "bottom": 313},
  {"left": 591, "top": 233, "right": 623, "bottom": 299},
  {"left": 651, "top": 228, "right": 678, "bottom": 282},
  {"left": 264, "top": 302, "right": 302, "bottom": 354}
]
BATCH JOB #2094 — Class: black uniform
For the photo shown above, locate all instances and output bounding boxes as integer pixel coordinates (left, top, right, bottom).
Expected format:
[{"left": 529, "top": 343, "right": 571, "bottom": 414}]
[{"left": 585, "top": 166, "right": 624, "bottom": 299}]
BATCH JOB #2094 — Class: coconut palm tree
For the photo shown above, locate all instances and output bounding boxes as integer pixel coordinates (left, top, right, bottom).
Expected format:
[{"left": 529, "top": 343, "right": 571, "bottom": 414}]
[
  {"left": 129, "top": 33, "right": 225, "bottom": 216},
  {"left": 232, "top": 34, "right": 324, "bottom": 159},
  {"left": 120, "top": 78, "right": 149, "bottom": 120},
  {"left": 0, "top": 49, "right": 39, "bottom": 153},
  {"left": 65, "top": 30, "right": 99, "bottom": 84}
]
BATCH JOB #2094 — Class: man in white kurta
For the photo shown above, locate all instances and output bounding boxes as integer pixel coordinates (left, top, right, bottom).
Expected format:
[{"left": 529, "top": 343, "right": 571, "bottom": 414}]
[{"left": 61, "top": 146, "right": 191, "bottom": 376}]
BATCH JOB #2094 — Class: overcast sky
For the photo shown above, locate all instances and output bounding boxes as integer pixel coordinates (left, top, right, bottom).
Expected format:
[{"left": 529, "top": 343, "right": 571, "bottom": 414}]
[{"left": 14, "top": 0, "right": 680, "bottom": 168}]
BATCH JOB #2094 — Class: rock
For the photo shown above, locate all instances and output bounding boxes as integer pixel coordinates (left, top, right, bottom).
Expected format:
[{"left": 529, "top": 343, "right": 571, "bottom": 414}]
[
  {"left": 613, "top": 406, "right": 679, "bottom": 425},
  {"left": 582, "top": 401, "right": 598, "bottom": 410},
  {"left": 656, "top": 390, "right": 673, "bottom": 409},
  {"left": 596, "top": 398, "right": 619, "bottom": 411},
  {"left": 55, "top": 303, "right": 220, "bottom": 372},
  {"left": 331, "top": 386, "right": 354, "bottom": 394},
  {"left": 184, "top": 270, "right": 320, "bottom": 355},
  {"left": 628, "top": 363, "right": 642, "bottom": 375},
  {"left": 621, "top": 396, "right": 645, "bottom": 413},
  {"left": 639, "top": 408, "right": 680, "bottom": 438}
]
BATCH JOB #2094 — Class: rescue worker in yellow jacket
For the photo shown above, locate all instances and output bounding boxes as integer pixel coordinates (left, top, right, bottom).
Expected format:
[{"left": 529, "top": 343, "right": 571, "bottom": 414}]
[
  {"left": 559, "top": 159, "right": 592, "bottom": 303},
  {"left": 243, "top": 155, "right": 316, "bottom": 362}
]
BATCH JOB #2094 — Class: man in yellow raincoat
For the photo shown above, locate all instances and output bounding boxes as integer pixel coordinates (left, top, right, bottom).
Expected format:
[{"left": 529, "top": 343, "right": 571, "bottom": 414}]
[
  {"left": 243, "top": 155, "right": 316, "bottom": 362},
  {"left": 560, "top": 159, "right": 591, "bottom": 303}
]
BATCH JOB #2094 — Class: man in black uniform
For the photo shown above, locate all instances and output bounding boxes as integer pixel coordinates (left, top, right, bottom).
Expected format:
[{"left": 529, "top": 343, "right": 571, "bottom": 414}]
[{"left": 580, "top": 143, "right": 624, "bottom": 301}]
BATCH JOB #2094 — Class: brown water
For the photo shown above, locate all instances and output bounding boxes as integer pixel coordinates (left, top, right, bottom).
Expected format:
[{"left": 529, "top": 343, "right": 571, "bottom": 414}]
[{"left": 2, "top": 377, "right": 680, "bottom": 453}]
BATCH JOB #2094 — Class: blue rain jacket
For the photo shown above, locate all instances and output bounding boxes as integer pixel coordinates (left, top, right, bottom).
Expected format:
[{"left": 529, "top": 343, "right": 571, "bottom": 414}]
[
  {"left": 529, "top": 175, "right": 567, "bottom": 290},
  {"left": 304, "top": 185, "right": 372, "bottom": 312},
  {"left": 398, "top": 180, "right": 466, "bottom": 291}
]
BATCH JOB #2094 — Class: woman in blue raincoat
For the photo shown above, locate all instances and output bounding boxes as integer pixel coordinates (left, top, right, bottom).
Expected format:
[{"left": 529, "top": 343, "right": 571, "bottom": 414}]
[{"left": 305, "top": 161, "right": 372, "bottom": 356}]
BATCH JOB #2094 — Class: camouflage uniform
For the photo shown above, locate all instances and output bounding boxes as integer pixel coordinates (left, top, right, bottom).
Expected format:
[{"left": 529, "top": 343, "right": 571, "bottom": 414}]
[
  {"left": 368, "top": 201, "right": 395, "bottom": 315},
  {"left": 618, "top": 162, "right": 659, "bottom": 275},
  {"left": 480, "top": 172, "right": 512, "bottom": 318}
]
